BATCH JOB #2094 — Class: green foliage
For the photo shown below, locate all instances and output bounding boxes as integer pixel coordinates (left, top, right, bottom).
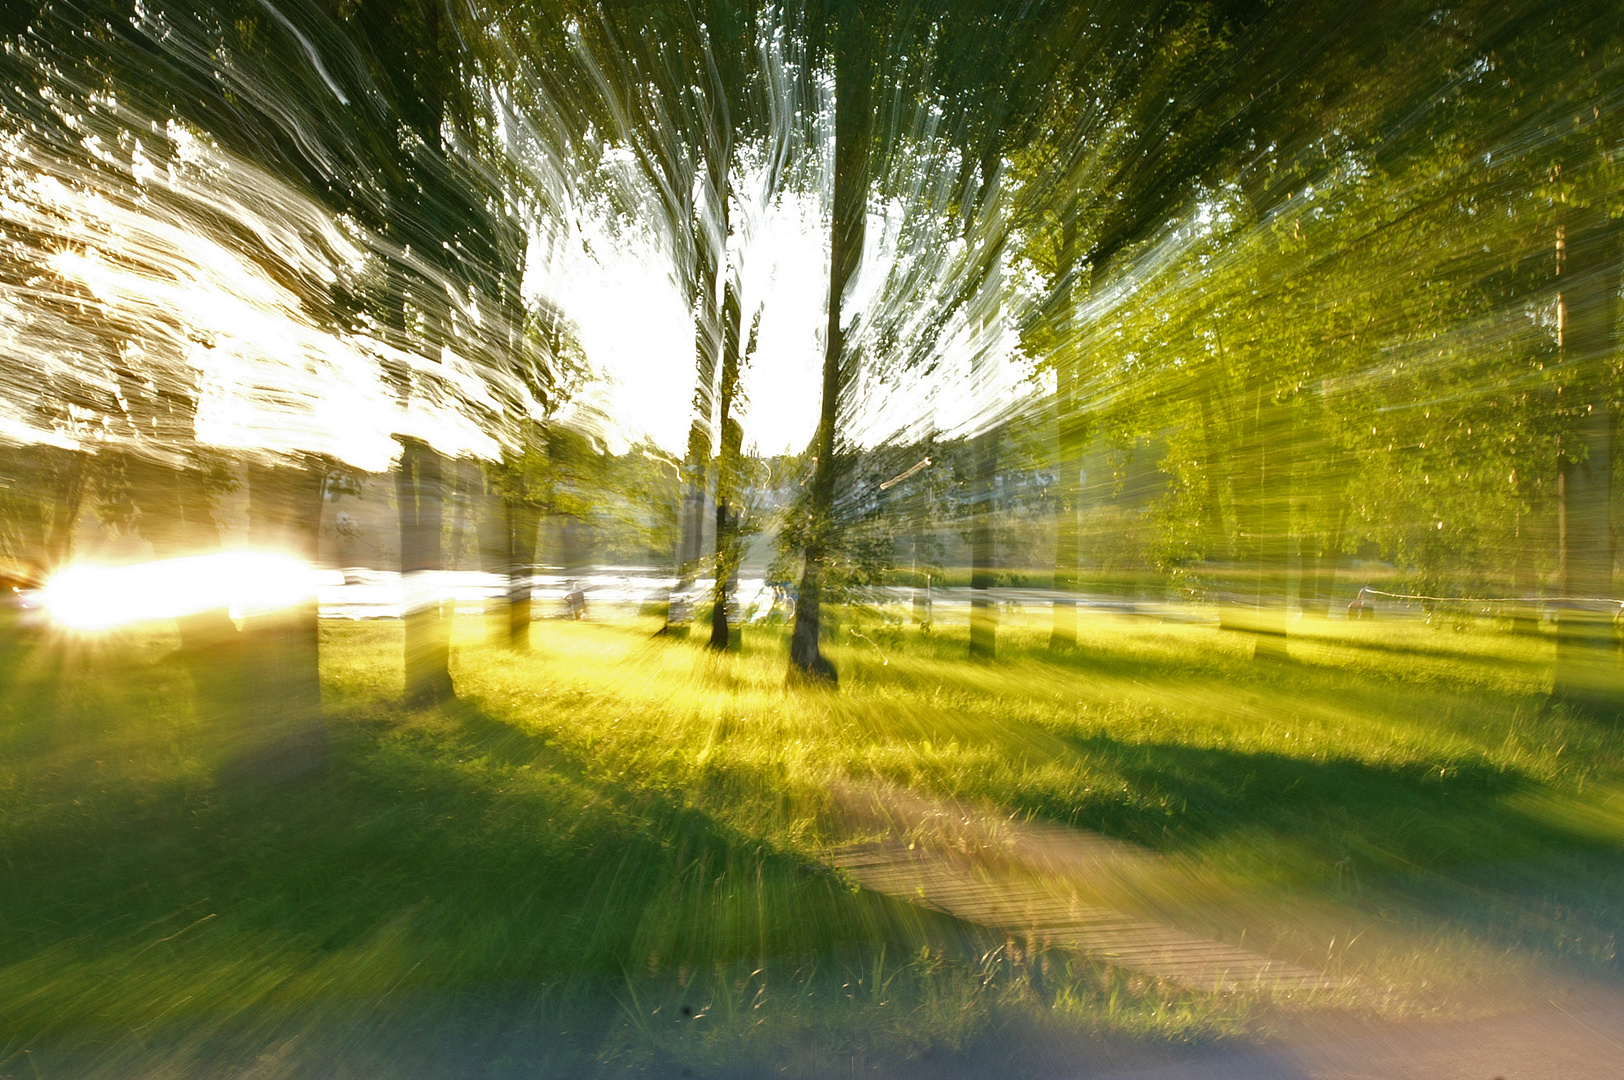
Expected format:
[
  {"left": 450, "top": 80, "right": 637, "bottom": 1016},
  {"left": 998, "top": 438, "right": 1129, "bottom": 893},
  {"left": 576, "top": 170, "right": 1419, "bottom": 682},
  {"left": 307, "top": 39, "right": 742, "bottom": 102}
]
[{"left": 488, "top": 429, "right": 682, "bottom": 566}]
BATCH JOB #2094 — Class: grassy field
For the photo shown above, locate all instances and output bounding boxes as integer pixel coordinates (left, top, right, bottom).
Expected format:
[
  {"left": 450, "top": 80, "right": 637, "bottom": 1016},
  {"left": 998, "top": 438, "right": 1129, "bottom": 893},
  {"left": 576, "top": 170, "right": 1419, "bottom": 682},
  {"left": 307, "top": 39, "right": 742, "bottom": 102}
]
[{"left": 2, "top": 608, "right": 1622, "bottom": 1077}]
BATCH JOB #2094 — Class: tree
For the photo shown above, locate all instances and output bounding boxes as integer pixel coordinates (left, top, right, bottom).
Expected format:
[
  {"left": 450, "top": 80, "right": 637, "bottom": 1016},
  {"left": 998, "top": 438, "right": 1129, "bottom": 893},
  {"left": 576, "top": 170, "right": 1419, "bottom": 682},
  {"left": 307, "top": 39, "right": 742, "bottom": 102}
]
[
  {"left": 2, "top": 0, "right": 548, "bottom": 726},
  {"left": 480, "top": 295, "right": 595, "bottom": 649},
  {"left": 331, "top": 0, "right": 554, "bottom": 701},
  {"left": 924, "top": 0, "right": 1092, "bottom": 661},
  {"left": 788, "top": 0, "right": 872, "bottom": 683},
  {"left": 710, "top": 298, "right": 761, "bottom": 649}
]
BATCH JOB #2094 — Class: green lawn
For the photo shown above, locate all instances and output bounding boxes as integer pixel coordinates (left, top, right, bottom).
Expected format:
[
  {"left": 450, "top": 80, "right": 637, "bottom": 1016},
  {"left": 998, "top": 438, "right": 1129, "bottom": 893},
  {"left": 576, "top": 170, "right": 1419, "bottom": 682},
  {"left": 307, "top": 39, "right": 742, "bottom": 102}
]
[{"left": 2, "top": 610, "right": 1621, "bottom": 1076}]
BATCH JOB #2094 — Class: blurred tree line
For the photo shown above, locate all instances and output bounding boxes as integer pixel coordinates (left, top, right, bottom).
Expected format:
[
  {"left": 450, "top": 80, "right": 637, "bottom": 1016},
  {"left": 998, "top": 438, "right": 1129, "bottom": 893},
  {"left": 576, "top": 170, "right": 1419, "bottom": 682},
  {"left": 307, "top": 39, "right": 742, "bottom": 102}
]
[{"left": 1, "top": 0, "right": 1621, "bottom": 723}]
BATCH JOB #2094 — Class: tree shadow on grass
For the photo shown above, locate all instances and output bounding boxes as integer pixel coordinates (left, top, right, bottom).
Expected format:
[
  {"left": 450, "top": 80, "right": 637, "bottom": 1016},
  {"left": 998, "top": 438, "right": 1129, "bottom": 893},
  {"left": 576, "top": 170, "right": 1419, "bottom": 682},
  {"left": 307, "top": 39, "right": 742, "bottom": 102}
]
[
  {"left": 0, "top": 690, "right": 924, "bottom": 1006},
  {"left": 1001, "top": 627, "right": 1545, "bottom": 700},
  {"left": 993, "top": 731, "right": 1624, "bottom": 980},
  {"left": 0, "top": 681, "right": 1020, "bottom": 1077},
  {"left": 1013, "top": 733, "right": 1589, "bottom": 871},
  {"left": 981, "top": 631, "right": 1592, "bottom": 761}
]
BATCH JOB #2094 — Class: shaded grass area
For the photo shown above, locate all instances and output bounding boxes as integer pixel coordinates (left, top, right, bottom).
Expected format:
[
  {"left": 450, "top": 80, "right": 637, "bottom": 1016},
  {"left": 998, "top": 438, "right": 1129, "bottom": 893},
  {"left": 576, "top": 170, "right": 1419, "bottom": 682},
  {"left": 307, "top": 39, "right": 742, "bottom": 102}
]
[
  {"left": 1, "top": 610, "right": 1622, "bottom": 1075},
  {"left": 489, "top": 613, "right": 1623, "bottom": 874},
  {"left": 0, "top": 620, "right": 1239, "bottom": 1078},
  {"left": 458, "top": 612, "right": 1624, "bottom": 994}
]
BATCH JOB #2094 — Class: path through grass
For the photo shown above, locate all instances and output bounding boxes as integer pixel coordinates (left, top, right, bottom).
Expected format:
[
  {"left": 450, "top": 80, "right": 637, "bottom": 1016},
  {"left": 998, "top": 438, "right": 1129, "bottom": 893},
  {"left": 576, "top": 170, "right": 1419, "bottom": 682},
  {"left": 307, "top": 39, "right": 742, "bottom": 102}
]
[{"left": 2, "top": 610, "right": 1621, "bottom": 1076}]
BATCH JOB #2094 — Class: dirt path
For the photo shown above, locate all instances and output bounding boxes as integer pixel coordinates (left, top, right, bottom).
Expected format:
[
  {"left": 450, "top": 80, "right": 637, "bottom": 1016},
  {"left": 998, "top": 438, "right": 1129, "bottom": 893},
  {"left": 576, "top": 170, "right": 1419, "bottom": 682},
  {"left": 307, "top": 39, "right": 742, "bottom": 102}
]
[
  {"left": 821, "top": 780, "right": 1624, "bottom": 1079},
  {"left": 824, "top": 780, "right": 1343, "bottom": 995},
  {"left": 829, "top": 837, "right": 1338, "bottom": 993}
]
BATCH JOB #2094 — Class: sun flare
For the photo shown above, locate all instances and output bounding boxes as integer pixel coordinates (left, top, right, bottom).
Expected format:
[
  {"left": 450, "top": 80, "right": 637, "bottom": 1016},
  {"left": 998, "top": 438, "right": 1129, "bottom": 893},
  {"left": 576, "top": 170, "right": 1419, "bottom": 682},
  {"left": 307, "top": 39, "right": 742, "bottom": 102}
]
[{"left": 43, "top": 552, "right": 318, "bottom": 630}]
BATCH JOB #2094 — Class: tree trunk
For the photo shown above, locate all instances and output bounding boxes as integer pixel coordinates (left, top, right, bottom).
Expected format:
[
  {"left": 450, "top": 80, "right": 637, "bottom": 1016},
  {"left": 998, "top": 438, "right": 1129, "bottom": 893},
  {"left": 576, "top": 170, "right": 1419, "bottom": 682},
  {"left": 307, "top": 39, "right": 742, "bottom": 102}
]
[
  {"left": 1197, "top": 377, "right": 1230, "bottom": 570},
  {"left": 789, "top": 4, "right": 870, "bottom": 684},
  {"left": 909, "top": 437, "right": 937, "bottom": 629},
  {"left": 1299, "top": 382, "right": 1351, "bottom": 620},
  {"left": 1553, "top": 208, "right": 1619, "bottom": 712},
  {"left": 671, "top": 170, "right": 726, "bottom": 634},
  {"left": 506, "top": 497, "right": 540, "bottom": 649},
  {"left": 710, "top": 275, "right": 744, "bottom": 650},
  {"left": 1053, "top": 239, "right": 1117, "bottom": 650},
  {"left": 709, "top": 427, "right": 742, "bottom": 651},
  {"left": 1227, "top": 382, "right": 1289, "bottom": 659},
  {"left": 1219, "top": 376, "right": 1253, "bottom": 637},
  {"left": 397, "top": 437, "right": 454, "bottom": 705},
  {"left": 967, "top": 145, "right": 1005, "bottom": 663},
  {"left": 236, "top": 458, "right": 327, "bottom": 781},
  {"left": 1050, "top": 216, "right": 1082, "bottom": 651},
  {"left": 1303, "top": 504, "right": 1348, "bottom": 619},
  {"left": 969, "top": 426, "right": 999, "bottom": 661},
  {"left": 476, "top": 465, "right": 506, "bottom": 645},
  {"left": 0, "top": 447, "right": 87, "bottom": 693},
  {"left": 128, "top": 456, "right": 241, "bottom": 722},
  {"left": 474, "top": 465, "right": 536, "bottom": 650},
  {"left": 1256, "top": 397, "right": 1291, "bottom": 661},
  {"left": 1050, "top": 410, "right": 1080, "bottom": 650},
  {"left": 1511, "top": 498, "right": 1544, "bottom": 634}
]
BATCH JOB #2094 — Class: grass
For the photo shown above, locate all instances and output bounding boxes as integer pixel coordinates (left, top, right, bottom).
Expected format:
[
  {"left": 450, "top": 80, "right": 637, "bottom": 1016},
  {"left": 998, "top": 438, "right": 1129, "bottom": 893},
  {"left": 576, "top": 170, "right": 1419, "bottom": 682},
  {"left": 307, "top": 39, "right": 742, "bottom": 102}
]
[{"left": 1, "top": 607, "right": 1622, "bottom": 1076}]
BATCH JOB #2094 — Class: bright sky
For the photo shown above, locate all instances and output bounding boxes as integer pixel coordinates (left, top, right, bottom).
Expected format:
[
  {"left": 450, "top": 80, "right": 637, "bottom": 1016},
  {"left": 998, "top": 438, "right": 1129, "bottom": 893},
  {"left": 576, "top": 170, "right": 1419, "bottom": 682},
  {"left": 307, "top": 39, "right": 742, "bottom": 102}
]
[
  {"left": 0, "top": 90, "right": 1035, "bottom": 471},
  {"left": 532, "top": 181, "right": 1033, "bottom": 459},
  {"left": 0, "top": 0, "right": 1057, "bottom": 482},
  {"left": 533, "top": 179, "right": 833, "bottom": 457}
]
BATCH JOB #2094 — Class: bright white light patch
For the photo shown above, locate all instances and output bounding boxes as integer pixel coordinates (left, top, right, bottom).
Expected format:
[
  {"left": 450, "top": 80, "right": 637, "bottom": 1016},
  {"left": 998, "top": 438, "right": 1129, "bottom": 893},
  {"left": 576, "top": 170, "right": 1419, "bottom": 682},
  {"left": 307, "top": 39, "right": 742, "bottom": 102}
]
[{"left": 44, "top": 553, "right": 318, "bottom": 630}]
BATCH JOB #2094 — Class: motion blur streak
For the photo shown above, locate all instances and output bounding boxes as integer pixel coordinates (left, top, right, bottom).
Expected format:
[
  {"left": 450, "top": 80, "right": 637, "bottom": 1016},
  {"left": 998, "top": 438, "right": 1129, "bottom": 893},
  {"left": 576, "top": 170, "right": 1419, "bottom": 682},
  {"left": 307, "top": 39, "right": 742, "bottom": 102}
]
[
  {"left": 0, "top": 40, "right": 514, "bottom": 470},
  {"left": 42, "top": 552, "right": 315, "bottom": 629},
  {"left": 2, "top": 0, "right": 1624, "bottom": 1078}
]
